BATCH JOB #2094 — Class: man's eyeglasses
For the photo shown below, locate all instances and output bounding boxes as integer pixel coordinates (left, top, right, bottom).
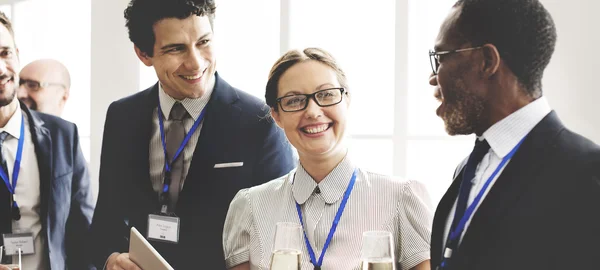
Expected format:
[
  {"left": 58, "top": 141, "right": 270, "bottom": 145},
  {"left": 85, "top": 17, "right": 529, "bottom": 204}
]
[
  {"left": 276, "top": 87, "right": 347, "bottom": 112},
  {"left": 429, "top": 46, "right": 482, "bottom": 75},
  {"left": 19, "top": 79, "right": 66, "bottom": 92}
]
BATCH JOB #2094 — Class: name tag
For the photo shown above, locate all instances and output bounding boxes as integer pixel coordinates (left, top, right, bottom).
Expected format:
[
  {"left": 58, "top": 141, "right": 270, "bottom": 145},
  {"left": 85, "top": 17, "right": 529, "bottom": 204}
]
[
  {"left": 147, "top": 214, "right": 180, "bottom": 243},
  {"left": 2, "top": 232, "right": 35, "bottom": 255}
]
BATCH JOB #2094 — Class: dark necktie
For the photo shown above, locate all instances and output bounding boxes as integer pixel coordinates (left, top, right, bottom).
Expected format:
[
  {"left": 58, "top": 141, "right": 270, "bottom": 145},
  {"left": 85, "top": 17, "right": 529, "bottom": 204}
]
[
  {"left": 166, "top": 103, "right": 188, "bottom": 212},
  {"left": 446, "top": 139, "right": 490, "bottom": 259},
  {"left": 0, "top": 131, "right": 10, "bottom": 184},
  {"left": 0, "top": 131, "right": 12, "bottom": 264}
]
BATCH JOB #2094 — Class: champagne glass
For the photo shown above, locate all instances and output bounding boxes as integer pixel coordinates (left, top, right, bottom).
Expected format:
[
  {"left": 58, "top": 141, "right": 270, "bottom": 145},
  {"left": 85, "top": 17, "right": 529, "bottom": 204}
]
[
  {"left": 0, "top": 246, "right": 19, "bottom": 270},
  {"left": 270, "top": 222, "right": 302, "bottom": 270},
  {"left": 361, "top": 231, "right": 396, "bottom": 270}
]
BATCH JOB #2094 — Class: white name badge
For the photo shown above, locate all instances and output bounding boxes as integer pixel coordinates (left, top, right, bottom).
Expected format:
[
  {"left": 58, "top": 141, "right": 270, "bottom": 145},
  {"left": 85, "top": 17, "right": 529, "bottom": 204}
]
[
  {"left": 2, "top": 232, "right": 35, "bottom": 255},
  {"left": 147, "top": 214, "right": 180, "bottom": 243}
]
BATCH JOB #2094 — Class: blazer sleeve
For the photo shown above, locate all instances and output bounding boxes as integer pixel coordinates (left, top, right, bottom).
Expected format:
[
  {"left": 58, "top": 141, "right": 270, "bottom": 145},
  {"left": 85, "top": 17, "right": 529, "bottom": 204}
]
[
  {"left": 65, "top": 123, "right": 96, "bottom": 269},
  {"left": 251, "top": 117, "right": 295, "bottom": 185},
  {"left": 88, "top": 103, "right": 131, "bottom": 268},
  {"left": 556, "top": 151, "right": 600, "bottom": 269}
]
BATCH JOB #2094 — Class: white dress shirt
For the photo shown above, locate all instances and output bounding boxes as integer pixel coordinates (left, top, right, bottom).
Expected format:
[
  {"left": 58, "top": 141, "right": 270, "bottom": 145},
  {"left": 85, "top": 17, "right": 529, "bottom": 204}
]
[
  {"left": 223, "top": 155, "right": 433, "bottom": 270},
  {"left": 442, "top": 96, "right": 552, "bottom": 248},
  {"left": 149, "top": 83, "right": 213, "bottom": 194},
  {"left": 1, "top": 102, "right": 47, "bottom": 269}
]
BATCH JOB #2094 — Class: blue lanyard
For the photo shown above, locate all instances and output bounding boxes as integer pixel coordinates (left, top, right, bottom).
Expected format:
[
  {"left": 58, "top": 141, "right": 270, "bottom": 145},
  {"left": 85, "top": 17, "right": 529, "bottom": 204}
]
[
  {"left": 294, "top": 169, "right": 357, "bottom": 268},
  {"left": 157, "top": 102, "right": 206, "bottom": 194},
  {"left": 441, "top": 136, "right": 527, "bottom": 268},
  {"left": 0, "top": 114, "right": 25, "bottom": 210}
]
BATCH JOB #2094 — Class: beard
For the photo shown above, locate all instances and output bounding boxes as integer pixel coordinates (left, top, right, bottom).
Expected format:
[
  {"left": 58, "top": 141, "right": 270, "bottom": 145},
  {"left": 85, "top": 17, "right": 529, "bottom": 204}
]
[
  {"left": 440, "top": 77, "right": 486, "bottom": 136},
  {"left": 0, "top": 75, "right": 16, "bottom": 107}
]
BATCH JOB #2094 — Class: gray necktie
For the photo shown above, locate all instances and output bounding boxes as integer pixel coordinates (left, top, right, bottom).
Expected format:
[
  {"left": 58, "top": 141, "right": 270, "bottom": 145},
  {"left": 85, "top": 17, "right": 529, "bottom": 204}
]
[
  {"left": 0, "top": 131, "right": 10, "bottom": 182},
  {"left": 166, "top": 102, "right": 188, "bottom": 212}
]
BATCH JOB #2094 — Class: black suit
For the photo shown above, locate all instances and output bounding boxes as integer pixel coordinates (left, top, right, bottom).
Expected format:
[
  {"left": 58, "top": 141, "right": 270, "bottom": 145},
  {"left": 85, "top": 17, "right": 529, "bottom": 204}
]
[
  {"left": 89, "top": 74, "right": 295, "bottom": 269},
  {"left": 0, "top": 103, "right": 94, "bottom": 269},
  {"left": 431, "top": 111, "right": 600, "bottom": 270}
]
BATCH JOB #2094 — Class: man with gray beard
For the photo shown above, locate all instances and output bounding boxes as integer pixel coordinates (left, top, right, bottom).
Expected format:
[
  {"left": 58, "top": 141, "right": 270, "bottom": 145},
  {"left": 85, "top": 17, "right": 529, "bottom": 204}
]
[{"left": 428, "top": 0, "right": 600, "bottom": 269}]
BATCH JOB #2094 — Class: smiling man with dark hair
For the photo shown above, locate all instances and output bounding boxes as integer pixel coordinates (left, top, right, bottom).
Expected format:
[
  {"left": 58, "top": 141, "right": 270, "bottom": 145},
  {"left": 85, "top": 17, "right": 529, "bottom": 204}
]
[{"left": 89, "top": 1, "right": 295, "bottom": 269}]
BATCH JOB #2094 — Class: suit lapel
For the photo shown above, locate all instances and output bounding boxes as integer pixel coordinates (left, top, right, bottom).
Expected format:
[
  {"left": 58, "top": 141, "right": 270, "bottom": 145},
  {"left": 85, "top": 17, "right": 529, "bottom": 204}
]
[
  {"left": 179, "top": 73, "right": 241, "bottom": 197},
  {"left": 457, "top": 112, "right": 564, "bottom": 260},
  {"left": 139, "top": 85, "right": 160, "bottom": 203},
  {"left": 22, "top": 104, "right": 53, "bottom": 251},
  {"left": 431, "top": 161, "right": 465, "bottom": 267}
]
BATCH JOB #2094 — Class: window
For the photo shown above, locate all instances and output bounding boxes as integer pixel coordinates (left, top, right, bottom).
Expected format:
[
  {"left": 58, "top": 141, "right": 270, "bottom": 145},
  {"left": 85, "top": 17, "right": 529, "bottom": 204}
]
[
  {"left": 288, "top": 0, "right": 396, "bottom": 137},
  {"left": 407, "top": 0, "right": 474, "bottom": 202},
  {"left": 138, "top": 0, "right": 475, "bottom": 204},
  {"left": 213, "top": 0, "right": 281, "bottom": 99}
]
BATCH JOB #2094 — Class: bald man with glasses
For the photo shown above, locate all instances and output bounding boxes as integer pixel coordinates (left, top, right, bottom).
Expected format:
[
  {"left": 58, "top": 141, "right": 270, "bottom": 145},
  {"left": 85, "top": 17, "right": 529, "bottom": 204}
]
[{"left": 18, "top": 59, "right": 70, "bottom": 117}]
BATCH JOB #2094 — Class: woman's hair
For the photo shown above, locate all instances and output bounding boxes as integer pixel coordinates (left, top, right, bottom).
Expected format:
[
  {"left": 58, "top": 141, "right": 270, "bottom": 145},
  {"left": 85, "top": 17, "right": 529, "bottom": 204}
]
[{"left": 265, "top": 48, "right": 348, "bottom": 111}]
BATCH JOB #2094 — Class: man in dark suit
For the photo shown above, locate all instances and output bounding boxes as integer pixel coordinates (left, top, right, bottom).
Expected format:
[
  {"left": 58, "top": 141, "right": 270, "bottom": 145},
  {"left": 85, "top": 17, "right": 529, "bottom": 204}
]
[
  {"left": 89, "top": 1, "right": 295, "bottom": 269},
  {"left": 428, "top": 0, "right": 600, "bottom": 269},
  {"left": 0, "top": 11, "right": 94, "bottom": 270}
]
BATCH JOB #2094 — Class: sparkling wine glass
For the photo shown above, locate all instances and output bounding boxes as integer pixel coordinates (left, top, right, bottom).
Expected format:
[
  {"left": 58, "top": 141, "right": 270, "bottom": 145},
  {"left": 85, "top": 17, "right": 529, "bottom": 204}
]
[
  {"left": 270, "top": 222, "right": 302, "bottom": 270},
  {"left": 361, "top": 231, "right": 396, "bottom": 270}
]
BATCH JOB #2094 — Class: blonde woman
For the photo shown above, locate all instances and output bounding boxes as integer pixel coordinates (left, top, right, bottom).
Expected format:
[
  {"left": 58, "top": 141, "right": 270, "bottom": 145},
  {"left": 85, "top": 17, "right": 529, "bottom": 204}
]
[{"left": 223, "top": 48, "right": 432, "bottom": 270}]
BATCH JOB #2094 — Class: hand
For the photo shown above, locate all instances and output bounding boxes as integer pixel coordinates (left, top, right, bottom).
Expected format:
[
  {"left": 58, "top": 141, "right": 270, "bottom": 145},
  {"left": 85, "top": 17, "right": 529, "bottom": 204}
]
[
  {"left": 106, "top": 253, "right": 142, "bottom": 270},
  {"left": 0, "top": 264, "right": 15, "bottom": 270}
]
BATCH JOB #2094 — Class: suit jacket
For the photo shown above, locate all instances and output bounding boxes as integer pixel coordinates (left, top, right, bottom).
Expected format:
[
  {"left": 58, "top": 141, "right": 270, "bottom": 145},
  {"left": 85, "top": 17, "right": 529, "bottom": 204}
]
[
  {"left": 89, "top": 74, "right": 295, "bottom": 269},
  {"left": 0, "top": 102, "right": 94, "bottom": 269},
  {"left": 431, "top": 111, "right": 600, "bottom": 270}
]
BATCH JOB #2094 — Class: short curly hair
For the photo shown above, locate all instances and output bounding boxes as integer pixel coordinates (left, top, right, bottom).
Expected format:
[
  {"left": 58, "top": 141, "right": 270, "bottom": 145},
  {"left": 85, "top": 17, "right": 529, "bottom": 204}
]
[
  {"left": 453, "top": 0, "right": 557, "bottom": 97},
  {"left": 124, "top": 0, "right": 216, "bottom": 57}
]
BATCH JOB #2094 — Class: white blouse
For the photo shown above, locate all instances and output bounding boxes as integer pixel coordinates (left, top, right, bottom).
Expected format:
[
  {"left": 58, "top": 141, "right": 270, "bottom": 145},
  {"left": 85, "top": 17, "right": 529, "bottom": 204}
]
[{"left": 223, "top": 157, "right": 433, "bottom": 270}]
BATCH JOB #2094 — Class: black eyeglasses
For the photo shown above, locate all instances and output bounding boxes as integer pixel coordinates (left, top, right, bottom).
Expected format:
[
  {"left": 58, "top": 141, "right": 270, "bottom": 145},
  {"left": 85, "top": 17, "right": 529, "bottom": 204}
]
[
  {"left": 276, "top": 87, "right": 346, "bottom": 112},
  {"left": 429, "top": 46, "right": 482, "bottom": 75},
  {"left": 19, "top": 79, "right": 66, "bottom": 92}
]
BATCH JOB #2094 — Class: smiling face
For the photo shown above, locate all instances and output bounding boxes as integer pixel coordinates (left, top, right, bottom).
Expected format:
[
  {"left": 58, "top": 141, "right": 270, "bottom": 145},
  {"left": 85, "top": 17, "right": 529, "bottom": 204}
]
[
  {"left": 271, "top": 60, "right": 350, "bottom": 161},
  {"left": 136, "top": 15, "right": 216, "bottom": 100},
  {"left": 0, "top": 23, "right": 18, "bottom": 107}
]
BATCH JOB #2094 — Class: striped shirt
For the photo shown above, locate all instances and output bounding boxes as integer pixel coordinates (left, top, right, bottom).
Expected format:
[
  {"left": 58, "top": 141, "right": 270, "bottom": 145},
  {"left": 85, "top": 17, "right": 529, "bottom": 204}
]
[
  {"left": 223, "top": 156, "right": 433, "bottom": 270},
  {"left": 149, "top": 83, "right": 213, "bottom": 194}
]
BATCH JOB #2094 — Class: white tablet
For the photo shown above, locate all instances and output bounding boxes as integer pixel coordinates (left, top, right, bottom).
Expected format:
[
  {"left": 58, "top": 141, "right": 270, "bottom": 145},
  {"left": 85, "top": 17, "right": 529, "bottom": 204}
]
[{"left": 129, "top": 227, "right": 174, "bottom": 270}]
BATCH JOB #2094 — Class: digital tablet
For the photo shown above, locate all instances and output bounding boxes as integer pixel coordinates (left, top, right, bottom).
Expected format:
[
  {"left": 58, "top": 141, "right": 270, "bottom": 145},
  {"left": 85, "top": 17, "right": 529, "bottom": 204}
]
[{"left": 129, "top": 227, "right": 174, "bottom": 270}]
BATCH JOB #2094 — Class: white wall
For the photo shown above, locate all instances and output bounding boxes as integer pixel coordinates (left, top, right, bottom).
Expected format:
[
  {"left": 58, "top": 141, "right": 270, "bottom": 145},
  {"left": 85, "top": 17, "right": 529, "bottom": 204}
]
[
  {"left": 90, "top": 0, "right": 140, "bottom": 198},
  {"left": 542, "top": 0, "right": 600, "bottom": 144}
]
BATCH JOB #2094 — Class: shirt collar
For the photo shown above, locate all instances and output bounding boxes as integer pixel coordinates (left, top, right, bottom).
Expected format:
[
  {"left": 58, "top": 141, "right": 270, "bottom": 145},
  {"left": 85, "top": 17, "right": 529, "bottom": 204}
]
[
  {"left": 158, "top": 82, "right": 213, "bottom": 121},
  {"left": 292, "top": 155, "right": 356, "bottom": 205},
  {"left": 482, "top": 96, "right": 552, "bottom": 158},
  {"left": 0, "top": 101, "right": 23, "bottom": 140}
]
